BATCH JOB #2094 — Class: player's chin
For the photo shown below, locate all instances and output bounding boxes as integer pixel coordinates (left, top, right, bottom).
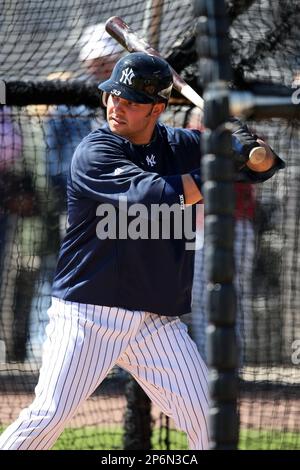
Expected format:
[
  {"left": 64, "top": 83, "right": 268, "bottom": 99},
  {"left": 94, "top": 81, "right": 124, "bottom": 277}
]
[{"left": 108, "top": 118, "right": 127, "bottom": 133}]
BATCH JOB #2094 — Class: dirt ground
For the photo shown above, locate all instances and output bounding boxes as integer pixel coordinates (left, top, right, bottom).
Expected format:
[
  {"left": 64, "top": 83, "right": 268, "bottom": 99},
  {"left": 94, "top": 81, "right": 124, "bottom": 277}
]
[{"left": 0, "top": 392, "right": 299, "bottom": 433}]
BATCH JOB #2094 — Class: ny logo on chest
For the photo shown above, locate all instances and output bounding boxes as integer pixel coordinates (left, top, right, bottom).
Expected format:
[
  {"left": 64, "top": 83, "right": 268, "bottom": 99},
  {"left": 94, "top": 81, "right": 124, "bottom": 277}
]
[{"left": 145, "top": 154, "right": 157, "bottom": 167}]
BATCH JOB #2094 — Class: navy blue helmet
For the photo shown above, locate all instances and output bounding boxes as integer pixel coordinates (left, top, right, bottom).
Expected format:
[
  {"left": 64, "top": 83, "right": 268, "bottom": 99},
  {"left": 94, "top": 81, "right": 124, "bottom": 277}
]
[{"left": 99, "top": 52, "right": 173, "bottom": 105}]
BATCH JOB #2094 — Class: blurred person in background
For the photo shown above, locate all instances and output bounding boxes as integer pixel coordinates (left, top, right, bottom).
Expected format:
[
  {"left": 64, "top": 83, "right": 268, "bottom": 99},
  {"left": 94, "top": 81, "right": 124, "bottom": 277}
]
[
  {"left": 0, "top": 106, "right": 39, "bottom": 361},
  {"left": 79, "top": 22, "right": 124, "bottom": 82}
]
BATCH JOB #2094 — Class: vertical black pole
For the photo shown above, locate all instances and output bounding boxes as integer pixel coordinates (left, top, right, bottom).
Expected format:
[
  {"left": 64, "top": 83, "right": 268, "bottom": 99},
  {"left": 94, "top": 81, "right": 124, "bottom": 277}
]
[
  {"left": 194, "top": 0, "right": 239, "bottom": 449},
  {"left": 123, "top": 379, "right": 152, "bottom": 450}
]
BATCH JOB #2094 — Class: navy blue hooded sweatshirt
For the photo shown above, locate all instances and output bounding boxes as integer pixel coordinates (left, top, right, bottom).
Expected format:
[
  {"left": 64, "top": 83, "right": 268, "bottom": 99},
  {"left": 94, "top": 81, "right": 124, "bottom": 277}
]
[{"left": 52, "top": 122, "right": 284, "bottom": 316}]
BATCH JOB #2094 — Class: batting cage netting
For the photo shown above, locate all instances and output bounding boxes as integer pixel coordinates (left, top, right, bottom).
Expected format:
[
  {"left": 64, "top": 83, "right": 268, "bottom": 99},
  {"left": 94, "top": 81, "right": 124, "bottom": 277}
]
[{"left": 0, "top": 0, "right": 299, "bottom": 450}]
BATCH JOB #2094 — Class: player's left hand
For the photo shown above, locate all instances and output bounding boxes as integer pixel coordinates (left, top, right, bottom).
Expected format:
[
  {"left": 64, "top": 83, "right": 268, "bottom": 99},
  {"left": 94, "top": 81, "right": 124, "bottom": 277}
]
[{"left": 230, "top": 117, "right": 262, "bottom": 169}]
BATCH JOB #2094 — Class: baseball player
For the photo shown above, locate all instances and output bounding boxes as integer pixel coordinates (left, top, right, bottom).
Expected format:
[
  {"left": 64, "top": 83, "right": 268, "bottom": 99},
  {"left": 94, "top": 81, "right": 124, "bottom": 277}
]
[{"left": 0, "top": 52, "right": 284, "bottom": 450}]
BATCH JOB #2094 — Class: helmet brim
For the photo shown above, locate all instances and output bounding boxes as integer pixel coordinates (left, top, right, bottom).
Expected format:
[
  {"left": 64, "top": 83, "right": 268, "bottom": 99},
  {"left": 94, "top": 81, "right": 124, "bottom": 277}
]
[{"left": 98, "top": 79, "right": 155, "bottom": 104}]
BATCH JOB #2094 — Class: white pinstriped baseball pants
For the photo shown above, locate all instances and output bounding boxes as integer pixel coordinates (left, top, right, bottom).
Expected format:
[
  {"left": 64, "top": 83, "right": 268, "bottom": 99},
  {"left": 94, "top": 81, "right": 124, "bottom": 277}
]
[{"left": 0, "top": 297, "right": 209, "bottom": 450}]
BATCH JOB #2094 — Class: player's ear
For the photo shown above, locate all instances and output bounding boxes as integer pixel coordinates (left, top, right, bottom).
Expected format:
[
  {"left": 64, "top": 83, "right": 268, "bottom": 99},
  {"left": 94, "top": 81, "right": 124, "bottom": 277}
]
[{"left": 152, "top": 102, "right": 165, "bottom": 117}]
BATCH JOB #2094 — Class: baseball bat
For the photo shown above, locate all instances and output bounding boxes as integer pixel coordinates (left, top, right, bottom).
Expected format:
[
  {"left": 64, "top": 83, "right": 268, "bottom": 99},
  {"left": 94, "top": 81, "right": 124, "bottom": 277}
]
[{"left": 105, "top": 16, "right": 267, "bottom": 162}]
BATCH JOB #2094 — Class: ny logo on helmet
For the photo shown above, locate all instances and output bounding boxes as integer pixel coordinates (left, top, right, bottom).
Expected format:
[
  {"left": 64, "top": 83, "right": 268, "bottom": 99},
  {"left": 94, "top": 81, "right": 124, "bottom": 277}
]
[{"left": 120, "top": 67, "right": 135, "bottom": 86}]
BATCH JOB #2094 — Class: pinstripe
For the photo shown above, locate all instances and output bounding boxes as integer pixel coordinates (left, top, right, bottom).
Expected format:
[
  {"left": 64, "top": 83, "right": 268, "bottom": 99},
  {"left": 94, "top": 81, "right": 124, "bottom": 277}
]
[
  {"left": 83, "top": 307, "right": 113, "bottom": 397},
  {"left": 147, "top": 316, "right": 180, "bottom": 393},
  {"left": 112, "top": 310, "right": 135, "bottom": 362},
  {"left": 80, "top": 304, "right": 107, "bottom": 399},
  {"left": 30, "top": 302, "right": 83, "bottom": 449},
  {"left": 39, "top": 306, "right": 141, "bottom": 449},
  {"left": 117, "top": 312, "right": 209, "bottom": 450},
  {"left": 163, "top": 317, "right": 208, "bottom": 449},
  {"left": 83, "top": 308, "right": 136, "bottom": 399},
  {"left": 138, "top": 318, "right": 192, "bottom": 441},
  {"left": 120, "top": 350, "right": 132, "bottom": 366},
  {"left": 123, "top": 340, "right": 148, "bottom": 384},
  {"left": 101, "top": 308, "right": 137, "bottom": 373},
  {"left": 41, "top": 304, "right": 115, "bottom": 448},
  {"left": 176, "top": 325, "right": 209, "bottom": 403},
  {"left": 0, "top": 300, "right": 209, "bottom": 450},
  {"left": 125, "top": 314, "right": 197, "bottom": 448},
  {"left": 142, "top": 319, "right": 169, "bottom": 391},
  {"left": 119, "top": 313, "right": 178, "bottom": 410},
  {"left": 74, "top": 304, "right": 106, "bottom": 399},
  {"left": 78, "top": 305, "right": 115, "bottom": 399},
  {"left": 60, "top": 303, "right": 91, "bottom": 419},
  {"left": 0, "top": 302, "right": 138, "bottom": 449},
  {"left": 157, "top": 317, "right": 201, "bottom": 449},
  {"left": 128, "top": 371, "right": 172, "bottom": 415},
  {"left": 154, "top": 317, "right": 201, "bottom": 446},
  {"left": 77, "top": 305, "right": 113, "bottom": 400},
  {"left": 98, "top": 307, "right": 119, "bottom": 368},
  {"left": 143, "top": 316, "right": 186, "bottom": 432},
  {"left": 188, "top": 337, "right": 209, "bottom": 389},
  {"left": 177, "top": 326, "right": 209, "bottom": 439},
  {"left": 12, "top": 302, "right": 74, "bottom": 449},
  {"left": 125, "top": 314, "right": 154, "bottom": 382},
  {"left": 180, "top": 325, "right": 209, "bottom": 397},
  {"left": 133, "top": 321, "right": 156, "bottom": 385},
  {"left": 156, "top": 320, "right": 197, "bottom": 447},
  {"left": 152, "top": 314, "right": 208, "bottom": 449},
  {"left": 38, "top": 303, "right": 91, "bottom": 449}
]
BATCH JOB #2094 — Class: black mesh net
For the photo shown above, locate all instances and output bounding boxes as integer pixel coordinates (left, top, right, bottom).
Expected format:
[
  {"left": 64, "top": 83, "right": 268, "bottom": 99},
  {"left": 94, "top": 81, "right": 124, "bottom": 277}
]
[
  {"left": 0, "top": 0, "right": 299, "bottom": 450},
  {"left": 0, "top": 0, "right": 193, "bottom": 81}
]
